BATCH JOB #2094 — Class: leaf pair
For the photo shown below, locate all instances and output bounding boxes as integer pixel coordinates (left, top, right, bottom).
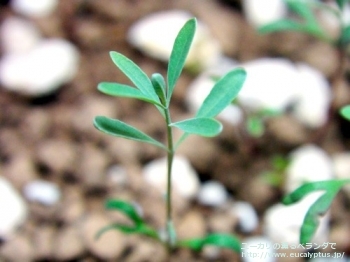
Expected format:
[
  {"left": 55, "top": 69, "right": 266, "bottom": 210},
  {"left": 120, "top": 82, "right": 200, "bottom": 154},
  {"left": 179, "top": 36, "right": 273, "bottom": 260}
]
[
  {"left": 96, "top": 200, "right": 159, "bottom": 240},
  {"left": 282, "top": 179, "right": 350, "bottom": 244},
  {"left": 258, "top": 0, "right": 332, "bottom": 43},
  {"left": 98, "top": 199, "right": 242, "bottom": 253}
]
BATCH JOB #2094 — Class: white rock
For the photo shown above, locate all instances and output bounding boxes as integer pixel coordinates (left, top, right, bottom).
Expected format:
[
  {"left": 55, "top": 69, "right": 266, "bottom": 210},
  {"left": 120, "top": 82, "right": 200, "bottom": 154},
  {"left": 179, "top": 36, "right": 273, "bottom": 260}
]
[
  {"left": 128, "top": 10, "right": 221, "bottom": 71},
  {"left": 0, "top": 17, "right": 41, "bottom": 54},
  {"left": 11, "top": 0, "right": 58, "bottom": 17},
  {"left": 230, "top": 201, "right": 258, "bottom": 233},
  {"left": 264, "top": 192, "right": 329, "bottom": 246},
  {"left": 143, "top": 155, "right": 200, "bottom": 199},
  {"left": 243, "top": 0, "right": 287, "bottom": 27},
  {"left": 197, "top": 181, "right": 228, "bottom": 207},
  {"left": 241, "top": 236, "right": 275, "bottom": 262},
  {"left": 285, "top": 144, "right": 333, "bottom": 193},
  {"left": 23, "top": 180, "right": 60, "bottom": 206},
  {"left": 0, "top": 38, "right": 79, "bottom": 96},
  {"left": 0, "top": 177, "right": 27, "bottom": 238},
  {"left": 238, "top": 58, "right": 331, "bottom": 128},
  {"left": 239, "top": 58, "right": 301, "bottom": 111},
  {"left": 333, "top": 152, "right": 350, "bottom": 193},
  {"left": 106, "top": 165, "right": 128, "bottom": 187},
  {"left": 333, "top": 152, "right": 350, "bottom": 180},
  {"left": 292, "top": 63, "right": 331, "bottom": 128}
]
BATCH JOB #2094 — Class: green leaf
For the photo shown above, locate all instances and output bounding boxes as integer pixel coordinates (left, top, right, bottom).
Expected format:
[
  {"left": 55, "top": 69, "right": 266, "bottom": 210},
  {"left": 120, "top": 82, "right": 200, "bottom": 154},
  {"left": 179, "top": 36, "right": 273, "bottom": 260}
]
[
  {"left": 286, "top": 0, "right": 315, "bottom": 23},
  {"left": 98, "top": 82, "right": 164, "bottom": 107},
  {"left": 95, "top": 200, "right": 159, "bottom": 240},
  {"left": 167, "top": 18, "right": 196, "bottom": 103},
  {"left": 340, "top": 104, "right": 350, "bottom": 120},
  {"left": 151, "top": 73, "right": 167, "bottom": 106},
  {"left": 282, "top": 179, "right": 350, "bottom": 244},
  {"left": 336, "top": 0, "right": 348, "bottom": 10},
  {"left": 259, "top": 19, "right": 305, "bottom": 34},
  {"left": 170, "top": 117, "right": 223, "bottom": 137},
  {"left": 94, "top": 116, "right": 167, "bottom": 150},
  {"left": 109, "top": 51, "right": 159, "bottom": 104},
  {"left": 178, "top": 234, "right": 241, "bottom": 253},
  {"left": 96, "top": 223, "right": 159, "bottom": 240},
  {"left": 339, "top": 25, "right": 350, "bottom": 46},
  {"left": 196, "top": 68, "right": 246, "bottom": 118},
  {"left": 105, "top": 199, "right": 144, "bottom": 226}
]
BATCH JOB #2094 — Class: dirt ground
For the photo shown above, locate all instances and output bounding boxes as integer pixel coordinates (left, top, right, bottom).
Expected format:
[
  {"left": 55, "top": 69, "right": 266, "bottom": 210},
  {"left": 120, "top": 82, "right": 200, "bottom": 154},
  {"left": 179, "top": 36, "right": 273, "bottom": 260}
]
[{"left": 1, "top": 0, "right": 350, "bottom": 261}]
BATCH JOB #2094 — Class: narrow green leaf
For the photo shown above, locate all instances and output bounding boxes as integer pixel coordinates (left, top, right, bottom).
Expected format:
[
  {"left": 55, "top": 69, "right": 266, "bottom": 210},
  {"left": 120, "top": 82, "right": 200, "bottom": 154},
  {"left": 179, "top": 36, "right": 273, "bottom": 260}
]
[
  {"left": 282, "top": 179, "right": 350, "bottom": 244},
  {"left": 339, "top": 26, "right": 350, "bottom": 47},
  {"left": 95, "top": 223, "right": 159, "bottom": 240},
  {"left": 340, "top": 104, "right": 350, "bottom": 120},
  {"left": 109, "top": 51, "right": 159, "bottom": 103},
  {"left": 300, "top": 192, "right": 334, "bottom": 244},
  {"left": 196, "top": 68, "right": 246, "bottom": 118},
  {"left": 94, "top": 116, "right": 167, "bottom": 150},
  {"left": 282, "top": 180, "right": 348, "bottom": 205},
  {"left": 258, "top": 19, "right": 305, "bottom": 34},
  {"left": 98, "top": 82, "right": 164, "bottom": 107},
  {"left": 286, "top": 0, "right": 315, "bottom": 23},
  {"left": 105, "top": 199, "right": 144, "bottom": 226},
  {"left": 336, "top": 0, "right": 348, "bottom": 10},
  {"left": 151, "top": 73, "right": 167, "bottom": 106},
  {"left": 170, "top": 117, "right": 222, "bottom": 137},
  {"left": 178, "top": 234, "right": 241, "bottom": 253},
  {"left": 167, "top": 18, "right": 196, "bottom": 102}
]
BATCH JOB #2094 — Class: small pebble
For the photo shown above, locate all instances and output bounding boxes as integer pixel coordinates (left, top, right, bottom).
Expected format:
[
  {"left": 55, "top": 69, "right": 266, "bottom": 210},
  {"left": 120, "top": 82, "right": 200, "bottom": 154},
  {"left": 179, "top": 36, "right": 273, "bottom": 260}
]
[
  {"left": 23, "top": 180, "right": 61, "bottom": 206},
  {"left": 230, "top": 201, "right": 259, "bottom": 233},
  {"left": 143, "top": 155, "right": 200, "bottom": 199},
  {"left": 0, "top": 177, "right": 28, "bottom": 238},
  {"left": 197, "top": 180, "right": 228, "bottom": 207},
  {"left": 11, "top": 0, "right": 58, "bottom": 17}
]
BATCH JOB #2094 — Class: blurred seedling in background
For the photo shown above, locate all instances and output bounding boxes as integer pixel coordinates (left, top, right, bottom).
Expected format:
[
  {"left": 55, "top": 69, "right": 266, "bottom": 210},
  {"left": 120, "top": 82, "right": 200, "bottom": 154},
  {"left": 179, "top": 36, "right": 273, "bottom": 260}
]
[
  {"left": 259, "top": 0, "right": 350, "bottom": 245},
  {"left": 260, "top": 155, "right": 290, "bottom": 187},
  {"left": 93, "top": 18, "right": 246, "bottom": 256}
]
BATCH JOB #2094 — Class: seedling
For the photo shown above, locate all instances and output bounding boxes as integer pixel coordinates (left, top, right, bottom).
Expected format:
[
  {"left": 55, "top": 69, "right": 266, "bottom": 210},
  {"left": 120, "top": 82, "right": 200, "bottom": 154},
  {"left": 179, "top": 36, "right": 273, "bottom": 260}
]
[{"left": 93, "top": 18, "right": 246, "bottom": 255}]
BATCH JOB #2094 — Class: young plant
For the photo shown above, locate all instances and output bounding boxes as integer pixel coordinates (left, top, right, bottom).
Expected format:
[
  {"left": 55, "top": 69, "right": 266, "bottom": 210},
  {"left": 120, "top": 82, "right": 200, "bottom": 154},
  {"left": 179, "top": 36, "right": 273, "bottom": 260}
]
[{"left": 93, "top": 18, "right": 246, "bottom": 255}]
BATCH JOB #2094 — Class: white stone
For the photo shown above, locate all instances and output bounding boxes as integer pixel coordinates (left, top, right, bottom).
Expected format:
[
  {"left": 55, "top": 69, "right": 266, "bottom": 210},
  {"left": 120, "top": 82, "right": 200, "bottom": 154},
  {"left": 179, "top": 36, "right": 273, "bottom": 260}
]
[
  {"left": 11, "top": 0, "right": 58, "bottom": 17},
  {"left": 285, "top": 144, "right": 333, "bottom": 193},
  {"left": 241, "top": 236, "right": 275, "bottom": 262},
  {"left": 333, "top": 152, "right": 350, "bottom": 180},
  {"left": 128, "top": 10, "right": 221, "bottom": 71},
  {"left": 230, "top": 201, "right": 258, "bottom": 233},
  {"left": 0, "top": 17, "right": 41, "bottom": 54},
  {"left": 106, "top": 165, "right": 128, "bottom": 187},
  {"left": 0, "top": 177, "right": 28, "bottom": 238},
  {"left": 243, "top": 0, "right": 287, "bottom": 27},
  {"left": 143, "top": 155, "right": 200, "bottom": 199},
  {"left": 264, "top": 192, "right": 329, "bottom": 246},
  {"left": 23, "top": 180, "right": 61, "bottom": 206},
  {"left": 292, "top": 63, "right": 331, "bottom": 128},
  {"left": 197, "top": 181, "right": 228, "bottom": 207},
  {"left": 332, "top": 152, "right": 350, "bottom": 193},
  {"left": 0, "top": 38, "right": 79, "bottom": 96},
  {"left": 239, "top": 58, "right": 300, "bottom": 111},
  {"left": 238, "top": 58, "right": 331, "bottom": 128}
]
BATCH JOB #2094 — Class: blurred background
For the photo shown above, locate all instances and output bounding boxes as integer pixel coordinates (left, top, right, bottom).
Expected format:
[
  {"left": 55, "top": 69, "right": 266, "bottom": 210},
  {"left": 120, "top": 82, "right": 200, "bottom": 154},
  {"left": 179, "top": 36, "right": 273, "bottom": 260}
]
[{"left": 0, "top": 0, "right": 350, "bottom": 261}]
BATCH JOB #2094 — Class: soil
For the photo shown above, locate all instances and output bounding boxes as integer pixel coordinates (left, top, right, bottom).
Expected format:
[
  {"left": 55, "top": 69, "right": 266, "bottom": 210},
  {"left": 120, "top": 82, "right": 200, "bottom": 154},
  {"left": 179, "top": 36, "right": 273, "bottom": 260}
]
[{"left": 1, "top": 0, "right": 350, "bottom": 261}]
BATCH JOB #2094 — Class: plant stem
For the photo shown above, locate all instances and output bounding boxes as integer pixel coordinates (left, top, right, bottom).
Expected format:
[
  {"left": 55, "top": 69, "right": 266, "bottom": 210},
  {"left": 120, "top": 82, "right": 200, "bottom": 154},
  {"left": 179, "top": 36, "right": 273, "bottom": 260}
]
[{"left": 164, "top": 107, "right": 175, "bottom": 252}]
